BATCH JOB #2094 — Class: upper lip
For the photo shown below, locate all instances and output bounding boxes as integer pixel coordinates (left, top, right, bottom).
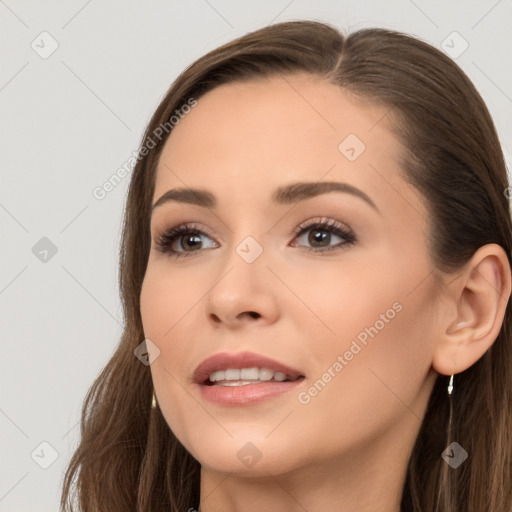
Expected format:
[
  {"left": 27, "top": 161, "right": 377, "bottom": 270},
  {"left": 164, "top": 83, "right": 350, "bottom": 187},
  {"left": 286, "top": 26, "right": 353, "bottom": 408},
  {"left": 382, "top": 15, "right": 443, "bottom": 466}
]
[{"left": 193, "top": 351, "right": 305, "bottom": 384}]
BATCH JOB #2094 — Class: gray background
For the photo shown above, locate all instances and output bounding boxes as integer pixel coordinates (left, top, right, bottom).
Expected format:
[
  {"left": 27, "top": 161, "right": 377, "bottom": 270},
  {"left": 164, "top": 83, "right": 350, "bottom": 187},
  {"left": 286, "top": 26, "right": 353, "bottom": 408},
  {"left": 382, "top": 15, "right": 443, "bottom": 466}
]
[{"left": 1, "top": 1, "right": 511, "bottom": 510}]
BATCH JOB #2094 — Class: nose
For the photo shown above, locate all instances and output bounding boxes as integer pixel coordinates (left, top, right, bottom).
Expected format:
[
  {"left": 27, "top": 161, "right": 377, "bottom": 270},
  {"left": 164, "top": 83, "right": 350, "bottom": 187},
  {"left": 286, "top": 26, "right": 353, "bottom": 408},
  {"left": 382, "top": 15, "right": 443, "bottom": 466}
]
[{"left": 204, "top": 240, "right": 280, "bottom": 329}]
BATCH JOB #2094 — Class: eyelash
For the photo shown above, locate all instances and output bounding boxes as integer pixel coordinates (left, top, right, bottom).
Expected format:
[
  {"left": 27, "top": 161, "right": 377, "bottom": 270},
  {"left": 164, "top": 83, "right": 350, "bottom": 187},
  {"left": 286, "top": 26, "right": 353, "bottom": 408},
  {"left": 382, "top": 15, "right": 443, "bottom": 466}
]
[{"left": 154, "top": 218, "right": 356, "bottom": 259}]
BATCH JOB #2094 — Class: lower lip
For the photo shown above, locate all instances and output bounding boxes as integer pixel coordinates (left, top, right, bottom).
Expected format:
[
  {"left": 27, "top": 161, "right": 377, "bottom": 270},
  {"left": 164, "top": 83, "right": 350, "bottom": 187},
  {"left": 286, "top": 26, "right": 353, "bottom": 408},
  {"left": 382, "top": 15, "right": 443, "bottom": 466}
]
[{"left": 198, "top": 378, "right": 305, "bottom": 406}]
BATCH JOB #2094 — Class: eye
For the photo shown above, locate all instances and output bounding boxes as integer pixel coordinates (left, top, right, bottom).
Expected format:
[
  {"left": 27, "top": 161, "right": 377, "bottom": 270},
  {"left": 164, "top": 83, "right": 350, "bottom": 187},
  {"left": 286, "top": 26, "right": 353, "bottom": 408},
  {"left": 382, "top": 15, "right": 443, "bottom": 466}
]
[
  {"left": 154, "top": 222, "right": 217, "bottom": 259},
  {"left": 154, "top": 217, "right": 356, "bottom": 259},
  {"left": 291, "top": 217, "right": 356, "bottom": 253}
]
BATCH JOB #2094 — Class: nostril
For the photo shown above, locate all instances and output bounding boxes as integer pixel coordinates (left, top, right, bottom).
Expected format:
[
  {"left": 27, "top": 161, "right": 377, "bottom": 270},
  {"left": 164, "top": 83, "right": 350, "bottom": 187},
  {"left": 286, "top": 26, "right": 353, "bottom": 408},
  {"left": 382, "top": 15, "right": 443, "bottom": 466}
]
[
  {"left": 240, "top": 311, "right": 260, "bottom": 319},
  {"left": 210, "top": 311, "right": 261, "bottom": 322},
  {"left": 210, "top": 314, "right": 221, "bottom": 323}
]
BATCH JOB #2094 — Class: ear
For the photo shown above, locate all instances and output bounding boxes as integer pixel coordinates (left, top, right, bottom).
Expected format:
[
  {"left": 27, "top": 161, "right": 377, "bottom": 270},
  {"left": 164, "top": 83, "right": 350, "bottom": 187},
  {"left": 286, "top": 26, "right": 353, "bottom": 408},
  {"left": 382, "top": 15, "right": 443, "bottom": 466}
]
[{"left": 432, "top": 243, "right": 512, "bottom": 376}]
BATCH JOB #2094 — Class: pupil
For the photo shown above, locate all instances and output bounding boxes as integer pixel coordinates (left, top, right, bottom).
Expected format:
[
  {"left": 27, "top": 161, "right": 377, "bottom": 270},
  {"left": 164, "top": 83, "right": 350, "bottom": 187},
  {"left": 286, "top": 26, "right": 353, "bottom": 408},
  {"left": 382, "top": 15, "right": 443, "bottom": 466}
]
[
  {"left": 183, "top": 234, "right": 201, "bottom": 250},
  {"left": 309, "top": 229, "right": 329, "bottom": 247}
]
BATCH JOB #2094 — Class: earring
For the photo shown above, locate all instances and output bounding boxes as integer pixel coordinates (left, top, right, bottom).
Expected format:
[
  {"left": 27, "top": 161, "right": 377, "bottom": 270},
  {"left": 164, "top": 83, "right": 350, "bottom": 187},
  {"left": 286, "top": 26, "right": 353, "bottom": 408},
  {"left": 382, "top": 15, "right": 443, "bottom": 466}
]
[
  {"left": 448, "top": 374, "right": 454, "bottom": 395},
  {"left": 151, "top": 391, "right": 157, "bottom": 408},
  {"left": 447, "top": 374, "right": 454, "bottom": 437}
]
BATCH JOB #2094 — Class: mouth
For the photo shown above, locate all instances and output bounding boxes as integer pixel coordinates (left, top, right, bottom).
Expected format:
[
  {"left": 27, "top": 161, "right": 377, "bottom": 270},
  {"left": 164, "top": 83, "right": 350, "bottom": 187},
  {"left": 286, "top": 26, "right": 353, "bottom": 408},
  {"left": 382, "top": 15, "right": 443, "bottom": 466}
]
[
  {"left": 193, "top": 351, "right": 305, "bottom": 385},
  {"left": 193, "top": 351, "right": 306, "bottom": 405},
  {"left": 202, "top": 368, "right": 305, "bottom": 386}
]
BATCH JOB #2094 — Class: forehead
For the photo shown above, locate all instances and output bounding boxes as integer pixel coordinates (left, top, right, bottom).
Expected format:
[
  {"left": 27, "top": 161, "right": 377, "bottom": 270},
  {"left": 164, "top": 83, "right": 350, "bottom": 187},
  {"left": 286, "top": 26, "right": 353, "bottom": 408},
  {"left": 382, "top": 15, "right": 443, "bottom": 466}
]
[{"left": 153, "top": 74, "right": 424, "bottom": 218}]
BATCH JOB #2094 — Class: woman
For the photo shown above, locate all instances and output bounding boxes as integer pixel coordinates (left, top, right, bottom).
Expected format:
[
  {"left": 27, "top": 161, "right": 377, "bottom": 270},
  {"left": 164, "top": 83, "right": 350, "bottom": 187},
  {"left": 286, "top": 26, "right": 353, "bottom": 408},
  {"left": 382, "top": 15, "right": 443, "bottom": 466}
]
[{"left": 60, "top": 20, "right": 512, "bottom": 512}]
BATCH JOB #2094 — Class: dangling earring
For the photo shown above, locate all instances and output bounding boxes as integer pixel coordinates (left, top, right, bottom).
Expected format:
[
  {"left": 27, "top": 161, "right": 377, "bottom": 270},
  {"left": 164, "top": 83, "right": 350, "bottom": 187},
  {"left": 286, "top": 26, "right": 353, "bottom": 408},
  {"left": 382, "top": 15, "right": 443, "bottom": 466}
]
[
  {"left": 447, "top": 374, "right": 454, "bottom": 435},
  {"left": 438, "top": 374, "right": 456, "bottom": 511},
  {"left": 151, "top": 390, "right": 157, "bottom": 408},
  {"left": 448, "top": 374, "right": 454, "bottom": 396}
]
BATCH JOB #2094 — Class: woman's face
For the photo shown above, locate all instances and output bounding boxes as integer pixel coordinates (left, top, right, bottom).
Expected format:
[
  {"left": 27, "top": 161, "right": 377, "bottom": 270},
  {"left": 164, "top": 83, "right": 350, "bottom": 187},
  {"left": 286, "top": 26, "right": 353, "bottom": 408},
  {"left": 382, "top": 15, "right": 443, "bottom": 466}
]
[{"left": 140, "top": 74, "right": 442, "bottom": 477}]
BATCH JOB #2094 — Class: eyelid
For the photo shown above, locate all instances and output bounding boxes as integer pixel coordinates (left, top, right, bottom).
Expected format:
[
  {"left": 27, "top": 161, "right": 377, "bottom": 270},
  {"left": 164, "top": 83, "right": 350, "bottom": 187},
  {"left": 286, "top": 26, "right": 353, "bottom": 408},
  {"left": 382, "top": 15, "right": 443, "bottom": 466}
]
[
  {"left": 292, "top": 216, "right": 355, "bottom": 237},
  {"left": 154, "top": 216, "right": 353, "bottom": 239}
]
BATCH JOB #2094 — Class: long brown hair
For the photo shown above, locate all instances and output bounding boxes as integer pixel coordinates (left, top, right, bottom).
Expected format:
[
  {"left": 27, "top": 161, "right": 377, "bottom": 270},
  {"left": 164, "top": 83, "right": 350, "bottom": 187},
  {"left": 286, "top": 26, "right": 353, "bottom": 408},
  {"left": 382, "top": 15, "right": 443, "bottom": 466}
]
[{"left": 60, "top": 20, "right": 512, "bottom": 511}]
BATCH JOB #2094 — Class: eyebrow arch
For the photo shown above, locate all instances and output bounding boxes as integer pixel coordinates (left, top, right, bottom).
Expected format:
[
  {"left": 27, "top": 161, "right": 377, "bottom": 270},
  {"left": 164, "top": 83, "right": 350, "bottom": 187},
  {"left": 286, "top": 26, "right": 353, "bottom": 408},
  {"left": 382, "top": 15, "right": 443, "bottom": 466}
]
[{"left": 151, "top": 181, "right": 380, "bottom": 215}]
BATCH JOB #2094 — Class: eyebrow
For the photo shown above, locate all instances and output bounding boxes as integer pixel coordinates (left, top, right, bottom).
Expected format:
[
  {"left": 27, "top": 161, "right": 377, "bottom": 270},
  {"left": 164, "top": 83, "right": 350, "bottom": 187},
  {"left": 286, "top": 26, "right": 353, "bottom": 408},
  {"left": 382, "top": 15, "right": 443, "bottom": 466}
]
[{"left": 151, "top": 181, "right": 380, "bottom": 215}]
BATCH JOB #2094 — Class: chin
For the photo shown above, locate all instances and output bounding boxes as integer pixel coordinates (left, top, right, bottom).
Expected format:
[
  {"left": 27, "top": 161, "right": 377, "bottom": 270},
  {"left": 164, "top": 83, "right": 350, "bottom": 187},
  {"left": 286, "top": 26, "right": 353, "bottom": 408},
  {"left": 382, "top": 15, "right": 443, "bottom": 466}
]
[{"left": 184, "top": 434, "right": 300, "bottom": 476}]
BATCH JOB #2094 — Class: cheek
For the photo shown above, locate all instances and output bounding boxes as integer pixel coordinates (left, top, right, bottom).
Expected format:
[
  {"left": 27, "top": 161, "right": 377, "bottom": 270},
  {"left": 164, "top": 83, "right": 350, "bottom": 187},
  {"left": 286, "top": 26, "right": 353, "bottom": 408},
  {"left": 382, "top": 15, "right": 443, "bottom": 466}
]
[
  {"left": 140, "top": 264, "right": 199, "bottom": 339},
  {"left": 315, "top": 293, "right": 434, "bottom": 437},
  {"left": 295, "top": 259, "right": 435, "bottom": 433},
  {"left": 286, "top": 256, "right": 398, "bottom": 355},
  {"left": 139, "top": 264, "right": 212, "bottom": 400}
]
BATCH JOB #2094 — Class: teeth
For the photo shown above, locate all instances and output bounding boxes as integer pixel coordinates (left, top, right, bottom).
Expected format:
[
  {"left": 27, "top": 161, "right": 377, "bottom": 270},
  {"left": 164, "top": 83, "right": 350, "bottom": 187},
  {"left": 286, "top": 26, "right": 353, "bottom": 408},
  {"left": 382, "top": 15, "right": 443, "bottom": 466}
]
[
  {"left": 209, "top": 367, "right": 298, "bottom": 383},
  {"left": 224, "top": 369, "right": 240, "bottom": 380},
  {"left": 258, "top": 368, "right": 274, "bottom": 381},
  {"left": 240, "top": 368, "right": 259, "bottom": 380}
]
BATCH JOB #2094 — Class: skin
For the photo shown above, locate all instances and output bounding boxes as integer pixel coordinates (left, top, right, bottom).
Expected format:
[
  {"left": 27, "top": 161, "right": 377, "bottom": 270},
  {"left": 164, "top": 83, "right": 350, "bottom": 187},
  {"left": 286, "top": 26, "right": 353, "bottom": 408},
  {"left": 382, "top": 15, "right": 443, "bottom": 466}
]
[{"left": 139, "top": 73, "right": 511, "bottom": 512}]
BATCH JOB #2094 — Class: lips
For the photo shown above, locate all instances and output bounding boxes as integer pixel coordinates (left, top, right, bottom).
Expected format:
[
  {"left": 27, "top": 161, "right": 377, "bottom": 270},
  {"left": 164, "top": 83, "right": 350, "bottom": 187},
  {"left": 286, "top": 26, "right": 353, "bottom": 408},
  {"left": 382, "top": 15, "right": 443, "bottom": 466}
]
[{"left": 193, "top": 351, "right": 305, "bottom": 385}]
